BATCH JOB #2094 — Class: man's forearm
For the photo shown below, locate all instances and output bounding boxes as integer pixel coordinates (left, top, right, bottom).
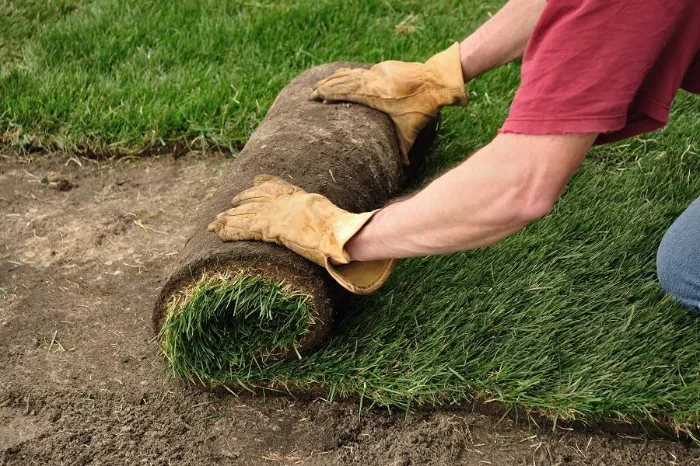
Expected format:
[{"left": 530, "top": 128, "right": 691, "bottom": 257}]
[
  {"left": 346, "top": 133, "right": 596, "bottom": 261},
  {"left": 460, "top": 0, "right": 546, "bottom": 82}
]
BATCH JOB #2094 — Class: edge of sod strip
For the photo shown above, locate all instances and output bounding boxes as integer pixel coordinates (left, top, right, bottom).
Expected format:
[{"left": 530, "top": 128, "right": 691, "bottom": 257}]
[{"left": 157, "top": 271, "right": 316, "bottom": 385}]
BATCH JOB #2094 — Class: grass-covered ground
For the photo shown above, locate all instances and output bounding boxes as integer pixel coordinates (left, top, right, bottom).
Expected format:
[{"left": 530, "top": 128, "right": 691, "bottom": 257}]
[
  {"left": 3, "top": 0, "right": 700, "bottom": 434},
  {"left": 1, "top": 0, "right": 504, "bottom": 152}
]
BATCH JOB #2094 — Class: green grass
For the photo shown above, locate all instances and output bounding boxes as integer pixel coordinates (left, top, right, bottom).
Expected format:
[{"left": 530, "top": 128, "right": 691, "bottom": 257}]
[
  {"left": 159, "top": 273, "right": 314, "bottom": 384},
  {"left": 0, "top": 0, "right": 499, "bottom": 152},
  {"left": 0, "top": 0, "right": 83, "bottom": 66},
  {"left": 3, "top": 0, "right": 700, "bottom": 435}
]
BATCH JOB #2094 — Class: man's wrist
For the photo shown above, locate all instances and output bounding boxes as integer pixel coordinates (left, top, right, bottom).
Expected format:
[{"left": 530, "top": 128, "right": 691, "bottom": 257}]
[
  {"left": 459, "top": 35, "right": 482, "bottom": 83},
  {"left": 345, "top": 207, "right": 392, "bottom": 262}
]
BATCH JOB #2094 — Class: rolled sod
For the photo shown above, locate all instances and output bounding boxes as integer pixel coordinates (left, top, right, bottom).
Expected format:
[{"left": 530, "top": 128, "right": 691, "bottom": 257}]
[{"left": 153, "top": 63, "right": 438, "bottom": 384}]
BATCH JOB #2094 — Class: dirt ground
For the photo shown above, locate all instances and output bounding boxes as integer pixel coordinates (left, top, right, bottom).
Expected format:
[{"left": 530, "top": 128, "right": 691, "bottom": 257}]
[{"left": 1, "top": 152, "right": 699, "bottom": 466}]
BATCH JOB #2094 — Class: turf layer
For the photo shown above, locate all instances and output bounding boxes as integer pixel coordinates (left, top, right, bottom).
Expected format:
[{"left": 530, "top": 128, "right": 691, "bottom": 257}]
[
  {"left": 4, "top": 0, "right": 700, "bottom": 435},
  {"left": 159, "top": 273, "right": 314, "bottom": 384}
]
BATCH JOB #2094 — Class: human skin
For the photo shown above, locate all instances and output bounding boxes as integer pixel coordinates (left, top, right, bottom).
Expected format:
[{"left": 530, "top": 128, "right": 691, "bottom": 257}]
[
  {"left": 460, "top": 0, "right": 547, "bottom": 82},
  {"left": 346, "top": 133, "right": 596, "bottom": 260},
  {"left": 344, "top": 0, "right": 598, "bottom": 261}
]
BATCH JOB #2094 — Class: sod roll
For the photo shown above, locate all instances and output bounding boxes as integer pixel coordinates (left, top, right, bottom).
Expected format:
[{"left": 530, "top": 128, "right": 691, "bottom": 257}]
[{"left": 153, "top": 63, "right": 437, "bottom": 384}]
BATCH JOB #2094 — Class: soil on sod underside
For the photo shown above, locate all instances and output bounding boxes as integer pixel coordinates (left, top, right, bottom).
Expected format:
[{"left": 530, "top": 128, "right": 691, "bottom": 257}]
[
  {"left": 1, "top": 152, "right": 699, "bottom": 465},
  {"left": 153, "top": 63, "right": 414, "bottom": 379}
]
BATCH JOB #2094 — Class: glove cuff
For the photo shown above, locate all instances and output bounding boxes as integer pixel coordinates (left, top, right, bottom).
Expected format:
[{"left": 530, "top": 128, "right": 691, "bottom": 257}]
[
  {"left": 426, "top": 42, "right": 468, "bottom": 107},
  {"left": 324, "top": 209, "right": 396, "bottom": 294},
  {"left": 325, "top": 257, "right": 396, "bottom": 295}
]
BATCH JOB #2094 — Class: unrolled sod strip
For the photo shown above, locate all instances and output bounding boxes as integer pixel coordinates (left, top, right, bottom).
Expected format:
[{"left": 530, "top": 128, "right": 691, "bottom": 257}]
[{"left": 153, "top": 63, "right": 438, "bottom": 385}]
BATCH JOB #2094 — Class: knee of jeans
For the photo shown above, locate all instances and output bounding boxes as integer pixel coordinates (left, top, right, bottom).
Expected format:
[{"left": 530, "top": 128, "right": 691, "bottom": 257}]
[
  {"left": 657, "top": 231, "right": 698, "bottom": 309},
  {"left": 658, "top": 234, "right": 681, "bottom": 295}
]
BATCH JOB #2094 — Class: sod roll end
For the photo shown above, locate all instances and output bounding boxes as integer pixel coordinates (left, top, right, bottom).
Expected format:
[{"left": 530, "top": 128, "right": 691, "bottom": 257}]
[{"left": 153, "top": 63, "right": 438, "bottom": 385}]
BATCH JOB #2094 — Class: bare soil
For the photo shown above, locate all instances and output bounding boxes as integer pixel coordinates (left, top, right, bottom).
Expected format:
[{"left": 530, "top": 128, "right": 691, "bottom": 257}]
[{"left": 1, "top": 152, "right": 699, "bottom": 466}]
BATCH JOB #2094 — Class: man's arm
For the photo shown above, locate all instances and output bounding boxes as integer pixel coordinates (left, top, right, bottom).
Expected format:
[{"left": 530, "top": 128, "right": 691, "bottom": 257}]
[
  {"left": 312, "top": 0, "right": 548, "bottom": 160},
  {"left": 208, "top": 132, "right": 597, "bottom": 292},
  {"left": 345, "top": 133, "right": 597, "bottom": 261},
  {"left": 459, "top": 0, "right": 547, "bottom": 82}
]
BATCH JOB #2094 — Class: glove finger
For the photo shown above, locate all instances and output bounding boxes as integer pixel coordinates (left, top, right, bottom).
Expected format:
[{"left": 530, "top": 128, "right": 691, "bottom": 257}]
[
  {"left": 209, "top": 220, "right": 263, "bottom": 242},
  {"left": 315, "top": 73, "right": 362, "bottom": 90},
  {"left": 312, "top": 79, "right": 368, "bottom": 105},
  {"left": 310, "top": 88, "right": 325, "bottom": 102},
  {"left": 231, "top": 177, "right": 301, "bottom": 206},
  {"left": 313, "top": 68, "right": 355, "bottom": 89},
  {"left": 312, "top": 74, "right": 364, "bottom": 101},
  {"left": 208, "top": 205, "right": 263, "bottom": 241},
  {"left": 219, "top": 203, "right": 261, "bottom": 218},
  {"left": 231, "top": 188, "right": 273, "bottom": 206}
]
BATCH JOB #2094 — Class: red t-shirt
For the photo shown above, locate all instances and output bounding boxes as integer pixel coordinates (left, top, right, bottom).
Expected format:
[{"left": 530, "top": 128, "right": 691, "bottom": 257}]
[{"left": 500, "top": 0, "right": 700, "bottom": 144}]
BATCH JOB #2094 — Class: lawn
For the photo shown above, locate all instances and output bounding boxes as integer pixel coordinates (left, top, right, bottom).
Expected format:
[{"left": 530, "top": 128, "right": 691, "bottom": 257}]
[{"left": 3, "top": 0, "right": 700, "bottom": 435}]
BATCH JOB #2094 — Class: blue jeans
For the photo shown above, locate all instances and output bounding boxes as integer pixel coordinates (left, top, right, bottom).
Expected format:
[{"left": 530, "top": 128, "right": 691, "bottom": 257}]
[{"left": 657, "top": 197, "right": 700, "bottom": 315}]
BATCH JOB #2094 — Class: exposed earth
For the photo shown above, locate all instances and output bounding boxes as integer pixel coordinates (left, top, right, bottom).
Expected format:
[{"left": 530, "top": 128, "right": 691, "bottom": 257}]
[{"left": 1, "top": 152, "right": 699, "bottom": 465}]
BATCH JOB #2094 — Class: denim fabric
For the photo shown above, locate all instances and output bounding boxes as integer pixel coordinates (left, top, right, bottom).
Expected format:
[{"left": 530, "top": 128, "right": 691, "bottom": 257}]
[{"left": 657, "top": 197, "right": 700, "bottom": 315}]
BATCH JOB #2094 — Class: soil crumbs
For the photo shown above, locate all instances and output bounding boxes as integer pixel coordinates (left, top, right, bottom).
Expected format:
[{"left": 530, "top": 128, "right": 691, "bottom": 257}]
[{"left": 1, "top": 152, "right": 698, "bottom": 466}]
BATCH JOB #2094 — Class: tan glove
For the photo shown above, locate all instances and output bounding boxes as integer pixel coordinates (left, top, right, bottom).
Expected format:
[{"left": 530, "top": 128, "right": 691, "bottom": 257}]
[
  {"left": 311, "top": 42, "right": 468, "bottom": 164},
  {"left": 207, "top": 175, "right": 394, "bottom": 294}
]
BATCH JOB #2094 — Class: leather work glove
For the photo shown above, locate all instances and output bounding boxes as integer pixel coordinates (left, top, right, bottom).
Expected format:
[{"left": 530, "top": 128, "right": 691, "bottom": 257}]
[
  {"left": 208, "top": 175, "right": 395, "bottom": 295},
  {"left": 311, "top": 42, "right": 468, "bottom": 164}
]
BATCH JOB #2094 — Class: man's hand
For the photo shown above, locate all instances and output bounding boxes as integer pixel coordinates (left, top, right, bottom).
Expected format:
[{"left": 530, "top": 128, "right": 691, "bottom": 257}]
[
  {"left": 208, "top": 175, "right": 395, "bottom": 294},
  {"left": 312, "top": 43, "right": 468, "bottom": 164}
]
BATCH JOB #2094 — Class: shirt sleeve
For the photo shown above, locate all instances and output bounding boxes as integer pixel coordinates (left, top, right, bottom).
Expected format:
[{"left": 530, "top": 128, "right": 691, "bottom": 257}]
[{"left": 499, "top": 0, "right": 700, "bottom": 144}]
